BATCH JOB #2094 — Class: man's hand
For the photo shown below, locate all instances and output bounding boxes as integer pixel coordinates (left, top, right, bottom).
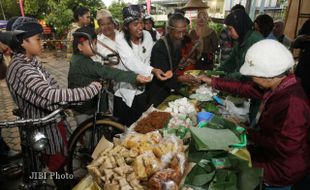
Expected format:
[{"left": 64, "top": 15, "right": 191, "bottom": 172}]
[
  {"left": 136, "top": 75, "right": 152, "bottom": 84},
  {"left": 198, "top": 75, "right": 212, "bottom": 85},
  {"left": 152, "top": 68, "right": 173, "bottom": 81},
  {"left": 178, "top": 74, "right": 201, "bottom": 85}
]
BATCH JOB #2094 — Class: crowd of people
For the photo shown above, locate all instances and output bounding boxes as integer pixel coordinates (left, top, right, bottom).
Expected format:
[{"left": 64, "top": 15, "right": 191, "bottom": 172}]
[{"left": 0, "top": 3, "right": 309, "bottom": 190}]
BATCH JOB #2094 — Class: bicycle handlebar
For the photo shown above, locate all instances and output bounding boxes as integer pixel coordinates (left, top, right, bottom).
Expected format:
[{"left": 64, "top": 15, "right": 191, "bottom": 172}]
[{"left": 0, "top": 108, "right": 64, "bottom": 128}]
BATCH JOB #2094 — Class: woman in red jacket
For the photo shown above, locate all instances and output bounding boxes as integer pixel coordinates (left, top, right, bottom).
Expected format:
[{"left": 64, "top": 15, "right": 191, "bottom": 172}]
[{"left": 200, "top": 40, "right": 310, "bottom": 188}]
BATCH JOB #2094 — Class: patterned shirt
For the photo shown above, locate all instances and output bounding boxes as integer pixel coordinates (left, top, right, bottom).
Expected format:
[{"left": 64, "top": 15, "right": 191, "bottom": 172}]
[{"left": 6, "top": 53, "right": 100, "bottom": 154}]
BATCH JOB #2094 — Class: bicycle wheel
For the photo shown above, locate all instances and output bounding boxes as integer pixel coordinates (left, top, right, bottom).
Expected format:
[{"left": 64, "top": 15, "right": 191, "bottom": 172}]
[{"left": 67, "top": 118, "right": 125, "bottom": 183}]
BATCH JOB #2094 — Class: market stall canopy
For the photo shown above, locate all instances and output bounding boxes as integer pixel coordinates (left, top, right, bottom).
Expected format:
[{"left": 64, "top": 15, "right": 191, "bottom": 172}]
[{"left": 182, "top": 0, "right": 209, "bottom": 10}]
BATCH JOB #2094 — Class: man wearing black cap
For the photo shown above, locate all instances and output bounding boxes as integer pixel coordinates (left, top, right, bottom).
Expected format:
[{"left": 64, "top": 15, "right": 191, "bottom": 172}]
[{"left": 113, "top": 5, "right": 171, "bottom": 126}]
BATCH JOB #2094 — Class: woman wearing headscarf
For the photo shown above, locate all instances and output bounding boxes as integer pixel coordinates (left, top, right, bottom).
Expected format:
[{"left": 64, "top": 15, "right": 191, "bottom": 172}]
[
  {"left": 218, "top": 9, "right": 263, "bottom": 80},
  {"left": 189, "top": 9, "right": 218, "bottom": 70}
]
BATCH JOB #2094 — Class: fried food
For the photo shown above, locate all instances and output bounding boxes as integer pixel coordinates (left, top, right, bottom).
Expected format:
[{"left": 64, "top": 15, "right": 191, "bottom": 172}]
[{"left": 134, "top": 111, "right": 171, "bottom": 134}]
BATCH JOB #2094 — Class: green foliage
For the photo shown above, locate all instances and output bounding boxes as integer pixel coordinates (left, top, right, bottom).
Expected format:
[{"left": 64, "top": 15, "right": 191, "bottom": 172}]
[
  {"left": 0, "top": 0, "right": 20, "bottom": 20},
  {"left": 45, "top": 0, "right": 73, "bottom": 36},
  {"left": 24, "top": 0, "right": 49, "bottom": 18},
  {"left": 209, "top": 22, "right": 224, "bottom": 37},
  {"left": 108, "top": 1, "right": 127, "bottom": 23}
]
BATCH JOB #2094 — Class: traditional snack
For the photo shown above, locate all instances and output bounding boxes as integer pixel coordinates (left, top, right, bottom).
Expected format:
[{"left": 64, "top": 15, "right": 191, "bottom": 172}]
[
  {"left": 134, "top": 111, "right": 172, "bottom": 134},
  {"left": 87, "top": 145, "right": 144, "bottom": 190},
  {"left": 133, "top": 151, "right": 162, "bottom": 180},
  {"left": 148, "top": 168, "right": 182, "bottom": 190}
]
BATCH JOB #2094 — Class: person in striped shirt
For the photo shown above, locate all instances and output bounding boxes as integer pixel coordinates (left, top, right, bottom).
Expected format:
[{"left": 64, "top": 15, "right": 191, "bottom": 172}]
[{"left": 6, "top": 17, "right": 102, "bottom": 178}]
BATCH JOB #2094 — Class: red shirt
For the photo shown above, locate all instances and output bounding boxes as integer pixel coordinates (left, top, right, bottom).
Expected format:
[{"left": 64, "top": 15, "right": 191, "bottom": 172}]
[{"left": 212, "top": 75, "right": 310, "bottom": 186}]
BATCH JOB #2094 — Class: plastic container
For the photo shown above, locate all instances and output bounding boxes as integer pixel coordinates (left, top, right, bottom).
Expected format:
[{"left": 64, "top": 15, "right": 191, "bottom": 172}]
[{"left": 197, "top": 112, "right": 214, "bottom": 123}]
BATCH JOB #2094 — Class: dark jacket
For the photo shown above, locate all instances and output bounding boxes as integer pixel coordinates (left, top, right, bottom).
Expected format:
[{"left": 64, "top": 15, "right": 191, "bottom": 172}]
[
  {"left": 218, "top": 30, "right": 263, "bottom": 80},
  {"left": 147, "top": 35, "right": 182, "bottom": 106},
  {"left": 212, "top": 75, "right": 310, "bottom": 186},
  {"left": 68, "top": 53, "right": 137, "bottom": 114}
]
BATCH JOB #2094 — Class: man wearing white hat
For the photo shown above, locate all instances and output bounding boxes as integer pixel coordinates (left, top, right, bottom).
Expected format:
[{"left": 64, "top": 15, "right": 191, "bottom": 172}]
[{"left": 199, "top": 40, "right": 310, "bottom": 188}]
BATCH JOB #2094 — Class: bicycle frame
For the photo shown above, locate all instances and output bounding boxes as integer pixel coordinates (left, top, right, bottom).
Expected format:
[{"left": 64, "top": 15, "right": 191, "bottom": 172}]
[{"left": 0, "top": 108, "right": 65, "bottom": 189}]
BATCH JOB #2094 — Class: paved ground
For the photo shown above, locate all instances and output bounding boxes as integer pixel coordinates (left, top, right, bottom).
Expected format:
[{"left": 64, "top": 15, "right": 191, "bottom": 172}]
[{"left": 0, "top": 50, "right": 76, "bottom": 151}]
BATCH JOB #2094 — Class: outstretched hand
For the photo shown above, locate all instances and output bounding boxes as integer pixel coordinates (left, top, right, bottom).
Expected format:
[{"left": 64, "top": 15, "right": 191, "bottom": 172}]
[
  {"left": 136, "top": 75, "right": 152, "bottom": 84},
  {"left": 198, "top": 75, "right": 212, "bottom": 85},
  {"left": 178, "top": 74, "right": 201, "bottom": 85},
  {"left": 152, "top": 68, "right": 173, "bottom": 81}
]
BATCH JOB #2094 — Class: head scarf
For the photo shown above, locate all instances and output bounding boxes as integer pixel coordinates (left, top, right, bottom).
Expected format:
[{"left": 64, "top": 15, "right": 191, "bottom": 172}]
[
  {"left": 123, "top": 5, "right": 142, "bottom": 26},
  {"left": 193, "top": 9, "right": 213, "bottom": 56},
  {"left": 96, "top": 9, "right": 113, "bottom": 21},
  {"left": 224, "top": 9, "right": 253, "bottom": 44}
]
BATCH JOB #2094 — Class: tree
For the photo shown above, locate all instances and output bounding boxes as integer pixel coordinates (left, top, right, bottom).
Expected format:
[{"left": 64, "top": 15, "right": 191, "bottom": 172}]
[
  {"left": 108, "top": 1, "right": 127, "bottom": 23},
  {"left": 0, "top": 0, "right": 21, "bottom": 20},
  {"left": 24, "top": 0, "right": 49, "bottom": 18},
  {"left": 45, "top": 0, "right": 73, "bottom": 37}
]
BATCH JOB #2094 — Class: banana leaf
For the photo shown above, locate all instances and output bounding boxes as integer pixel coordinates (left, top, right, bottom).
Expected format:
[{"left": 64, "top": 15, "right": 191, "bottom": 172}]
[
  {"left": 185, "top": 159, "right": 216, "bottom": 187},
  {"left": 190, "top": 127, "right": 240, "bottom": 151},
  {"left": 208, "top": 170, "right": 238, "bottom": 190},
  {"left": 199, "top": 102, "right": 219, "bottom": 114},
  {"left": 204, "top": 70, "right": 226, "bottom": 77},
  {"left": 185, "top": 151, "right": 263, "bottom": 190}
]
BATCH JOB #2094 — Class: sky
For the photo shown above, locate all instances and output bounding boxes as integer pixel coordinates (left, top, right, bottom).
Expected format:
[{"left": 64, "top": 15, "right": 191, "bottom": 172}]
[{"left": 102, "top": 0, "right": 138, "bottom": 7}]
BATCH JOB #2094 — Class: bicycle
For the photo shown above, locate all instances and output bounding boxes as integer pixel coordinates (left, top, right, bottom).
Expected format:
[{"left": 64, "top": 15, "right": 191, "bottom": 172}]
[
  {"left": 0, "top": 32, "right": 126, "bottom": 189},
  {"left": 0, "top": 80, "right": 126, "bottom": 189},
  {"left": 66, "top": 79, "right": 126, "bottom": 184},
  {"left": 0, "top": 107, "right": 66, "bottom": 189}
]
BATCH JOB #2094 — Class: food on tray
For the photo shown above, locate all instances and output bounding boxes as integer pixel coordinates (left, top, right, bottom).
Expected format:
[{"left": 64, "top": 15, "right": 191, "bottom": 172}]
[
  {"left": 88, "top": 131, "right": 186, "bottom": 189},
  {"left": 123, "top": 131, "right": 162, "bottom": 154},
  {"left": 189, "top": 84, "right": 218, "bottom": 102},
  {"left": 153, "top": 136, "right": 184, "bottom": 158},
  {"left": 147, "top": 168, "right": 182, "bottom": 190},
  {"left": 164, "top": 97, "right": 196, "bottom": 115},
  {"left": 87, "top": 145, "right": 144, "bottom": 190},
  {"left": 133, "top": 151, "right": 162, "bottom": 180},
  {"left": 134, "top": 111, "right": 172, "bottom": 134},
  {"left": 184, "top": 70, "right": 202, "bottom": 77}
]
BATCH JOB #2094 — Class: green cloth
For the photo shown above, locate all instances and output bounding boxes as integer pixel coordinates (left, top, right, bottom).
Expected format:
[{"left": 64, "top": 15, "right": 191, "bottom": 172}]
[
  {"left": 68, "top": 53, "right": 137, "bottom": 114},
  {"left": 217, "top": 31, "right": 263, "bottom": 80}
]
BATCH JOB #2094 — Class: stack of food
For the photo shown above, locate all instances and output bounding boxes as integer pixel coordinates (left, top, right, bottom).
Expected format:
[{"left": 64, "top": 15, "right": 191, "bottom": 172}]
[
  {"left": 164, "top": 98, "right": 197, "bottom": 135},
  {"left": 134, "top": 111, "right": 172, "bottom": 134},
  {"left": 87, "top": 131, "right": 186, "bottom": 190}
]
